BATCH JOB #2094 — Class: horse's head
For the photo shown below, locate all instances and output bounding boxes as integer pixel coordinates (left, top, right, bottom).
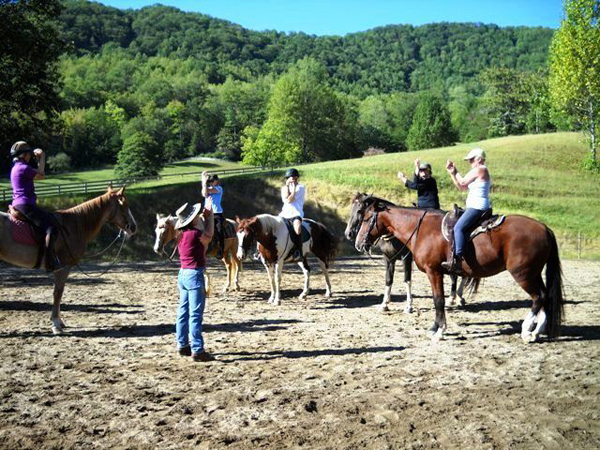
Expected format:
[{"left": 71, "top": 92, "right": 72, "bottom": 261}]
[
  {"left": 154, "top": 213, "right": 176, "bottom": 255},
  {"left": 107, "top": 187, "right": 137, "bottom": 237},
  {"left": 235, "top": 216, "right": 258, "bottom": 261},
  {"left": 355, "top": 201, "right": 387, "bottom": 253},
  {"left": 345, "top": 192, "right": 371, "bottom": 241}
]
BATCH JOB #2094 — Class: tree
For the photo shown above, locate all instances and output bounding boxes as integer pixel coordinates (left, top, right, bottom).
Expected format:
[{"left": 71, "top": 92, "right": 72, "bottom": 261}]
[
  {"left": 0, "top": 0, "right": 64, "bottom": 172},
  {"left": 407, "top": 94, "right": 457, "bottom": 151},
  {"left": 549, "top": 0, "right": 600, "bottom": 167},
  {"left": 116, "top": 132, "right": 162, "bottom": 178}
]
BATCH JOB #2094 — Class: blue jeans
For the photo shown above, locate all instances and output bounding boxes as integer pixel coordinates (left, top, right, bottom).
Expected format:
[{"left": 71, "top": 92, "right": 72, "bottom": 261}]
[
  {"left": 176, "top": 268, "right": 206, "bottom": 353},
  {"left": 454, "top": 208, "right": 488, "bottom": 257}
]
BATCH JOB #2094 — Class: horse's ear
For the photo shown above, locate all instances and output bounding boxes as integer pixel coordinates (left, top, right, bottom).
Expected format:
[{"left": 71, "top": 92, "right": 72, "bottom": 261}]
[
  {"left": 107, "top": 185, "right": 113, "bottom": 194},
  {"left": 235, "top": 215, "right": 241, "bottom": 223},
  {"left": 117, "top": 186, "right": 125, "bottom": 195},
  {"left": 156, "top": 213, "right": 163, "bottom": 220}
]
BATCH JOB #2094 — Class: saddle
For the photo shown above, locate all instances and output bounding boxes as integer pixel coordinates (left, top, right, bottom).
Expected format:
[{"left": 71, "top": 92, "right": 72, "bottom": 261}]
[
  {"left": 7, "top": 206, "right": 45, "bottom": 268},
  {"left": 283, "top": 218, "right": 311, "bottom": 243},
  {"left": 441, "top": 205, "right": 505, "bottom": 243}
]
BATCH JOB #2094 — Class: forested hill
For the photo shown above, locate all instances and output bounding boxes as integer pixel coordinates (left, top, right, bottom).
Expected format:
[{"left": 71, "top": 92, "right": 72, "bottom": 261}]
[{"left": 59, "top": 0, "right": 553, "bottom": 96}]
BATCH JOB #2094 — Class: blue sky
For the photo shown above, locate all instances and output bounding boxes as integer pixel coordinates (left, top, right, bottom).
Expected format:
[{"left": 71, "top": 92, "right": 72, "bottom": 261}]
[{"left": 98, "top": 0, "right": 564, "bottom": 36}]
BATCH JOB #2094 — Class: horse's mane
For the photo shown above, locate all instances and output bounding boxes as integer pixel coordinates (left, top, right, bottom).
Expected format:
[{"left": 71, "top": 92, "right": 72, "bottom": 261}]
[{"left": 57, "top": 191, "right": 112, "bottom": 236}]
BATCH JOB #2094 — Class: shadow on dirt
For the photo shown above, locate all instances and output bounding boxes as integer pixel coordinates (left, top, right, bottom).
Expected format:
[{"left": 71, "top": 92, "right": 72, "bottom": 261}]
[
  {"left": 215, "top": 345, "right": 405, "bottom": 362},
  {"left": 0, "top": 300, "right": 142, "bottom": 314}
]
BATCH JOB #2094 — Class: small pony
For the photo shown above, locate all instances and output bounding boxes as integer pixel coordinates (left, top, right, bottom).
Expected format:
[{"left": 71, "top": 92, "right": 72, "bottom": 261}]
[{"left": 236, "top": 214, "right": 337, "bottom": 305}]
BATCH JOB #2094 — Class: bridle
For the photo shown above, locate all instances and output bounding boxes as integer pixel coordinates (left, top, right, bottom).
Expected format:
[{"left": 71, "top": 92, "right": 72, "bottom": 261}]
[{"left": 359, "top": 205, "right": 428, "bottom": 262}]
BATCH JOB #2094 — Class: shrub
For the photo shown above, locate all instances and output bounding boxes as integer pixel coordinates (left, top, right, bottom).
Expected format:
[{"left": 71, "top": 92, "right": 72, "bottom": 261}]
[
  {"left": 47, "top": 152, "right": 72, "bottom": 173},
  {"left": 115, "top": 132, "right": 163, "bottom": 179}
]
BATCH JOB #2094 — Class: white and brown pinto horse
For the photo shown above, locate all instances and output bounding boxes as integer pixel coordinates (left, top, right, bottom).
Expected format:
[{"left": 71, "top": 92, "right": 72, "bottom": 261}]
[
  {"left": 236, "top": 215, "right": 337, "bottom": 305},
  {"left": 0, "top": 187, "right": 137, "bottom": 334},
  {"left": 153, "top": 214, "right": 241, "bottom": 293}
]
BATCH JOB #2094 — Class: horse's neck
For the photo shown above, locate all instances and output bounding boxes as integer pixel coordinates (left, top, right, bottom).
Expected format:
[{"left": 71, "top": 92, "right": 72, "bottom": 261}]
[
  {"left": 254, "top": 215, "right": 281, "bottom": 244},
  {"left": 59, "top": 195, "right": 113, "bottom": 243},
  {"left": 382, "top": 208, "right": 435, "bottom": 250}
]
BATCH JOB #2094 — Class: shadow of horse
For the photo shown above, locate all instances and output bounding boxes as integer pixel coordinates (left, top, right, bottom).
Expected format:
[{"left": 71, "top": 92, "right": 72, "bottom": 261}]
[
  {"left": 214, "top": 345, "right": 405, "bottom": 362},
  {"left": 0, "top": 300, "right": 142, "bottom": 314},
  {"left": 457, "top": 320, "right": 600, "bottom": 342}
]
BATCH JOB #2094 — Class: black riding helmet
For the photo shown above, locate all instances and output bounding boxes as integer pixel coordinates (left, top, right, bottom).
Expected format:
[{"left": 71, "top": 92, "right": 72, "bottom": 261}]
[
  {"left": 10, "top": 141, "right": 33, "bottom": 159},
  {"left": 284, "top": 168, "right": 300, "bottom": 179}
]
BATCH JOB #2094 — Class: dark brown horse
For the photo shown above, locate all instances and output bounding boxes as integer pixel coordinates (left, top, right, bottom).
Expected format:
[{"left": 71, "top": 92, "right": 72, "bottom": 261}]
[
  {"left": 0, "top": 187, "right": 137, "bottom": 334},
  {"left": 345, "top": 193, "right": 478, "bottom": 312},
  {"left": 354, "top": 197, "right": 564, "bottom": 343}
]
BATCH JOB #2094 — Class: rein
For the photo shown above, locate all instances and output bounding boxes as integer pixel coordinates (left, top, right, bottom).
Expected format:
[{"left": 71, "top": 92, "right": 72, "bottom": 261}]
[{"left": 363, "top": 209, "right": 428, "bottom": 265}]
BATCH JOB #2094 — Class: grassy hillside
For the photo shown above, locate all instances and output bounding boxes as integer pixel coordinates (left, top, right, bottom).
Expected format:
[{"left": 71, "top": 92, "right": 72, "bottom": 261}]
[{"left": 2, "top": 133, "right": 599, "bottom": 260}]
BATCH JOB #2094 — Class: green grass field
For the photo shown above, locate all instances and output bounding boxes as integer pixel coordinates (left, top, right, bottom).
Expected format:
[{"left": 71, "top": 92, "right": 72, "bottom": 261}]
[{"left": 0, "top": 157, "right": 241, "bottom": 190}]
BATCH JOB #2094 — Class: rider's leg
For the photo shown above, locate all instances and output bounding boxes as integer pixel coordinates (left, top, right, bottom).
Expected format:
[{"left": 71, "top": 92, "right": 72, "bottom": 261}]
[
  {"left": 292, "top": 218, "right": 303, "bottom": 258},
  {"left": 442, "top": 208, "right": 482, "bottom": 274},
  {"left": 14, "top": 204, "right": 60, "bottom": 271}
]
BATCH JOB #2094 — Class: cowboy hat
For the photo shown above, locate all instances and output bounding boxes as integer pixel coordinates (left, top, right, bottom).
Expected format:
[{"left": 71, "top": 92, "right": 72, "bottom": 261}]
[{"left": 175, "top": 202, "right": 202, "bottom": 229}]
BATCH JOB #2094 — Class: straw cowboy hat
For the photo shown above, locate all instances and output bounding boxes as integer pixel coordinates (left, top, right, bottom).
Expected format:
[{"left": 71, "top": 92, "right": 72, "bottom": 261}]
[{"left": 175, "top": 202, "right": 202, "bottom": 229}]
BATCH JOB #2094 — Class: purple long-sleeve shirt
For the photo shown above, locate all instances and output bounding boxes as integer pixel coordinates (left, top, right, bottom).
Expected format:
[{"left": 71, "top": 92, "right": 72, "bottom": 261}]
[{"left": 10, "top": 161, "right": 37, "bottom": 206}]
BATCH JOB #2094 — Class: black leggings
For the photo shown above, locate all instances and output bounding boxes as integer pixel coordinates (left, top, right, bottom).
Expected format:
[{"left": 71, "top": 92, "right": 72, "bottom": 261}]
[{"left": 13, "top": 203, "right": 55, "bottom": 234}]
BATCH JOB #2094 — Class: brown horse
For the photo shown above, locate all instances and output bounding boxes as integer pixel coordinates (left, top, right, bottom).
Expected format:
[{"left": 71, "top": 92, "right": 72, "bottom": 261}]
[
  {"left": 153, "top": 213, "right": 241, "bottom": 293},
  {"left": 0, "top": 187, "right": 137, "bottom": 334},
  {"left": 354, "top": 197, "right": 564, "bottom": 343}
]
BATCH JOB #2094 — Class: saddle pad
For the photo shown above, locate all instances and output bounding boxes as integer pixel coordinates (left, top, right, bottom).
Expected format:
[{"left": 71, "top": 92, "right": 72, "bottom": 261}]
[
  {"left": 283, "top": 218, "right": 311, "bottom": 243},
  {"left": 9, "top": 215, "right": 39, "bottom": 246}
]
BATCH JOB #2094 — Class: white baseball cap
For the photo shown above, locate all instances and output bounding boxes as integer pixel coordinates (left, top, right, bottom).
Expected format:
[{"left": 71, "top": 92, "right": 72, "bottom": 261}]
[{"left": 464, "top": 148, "right": 486, "bottom": 161}]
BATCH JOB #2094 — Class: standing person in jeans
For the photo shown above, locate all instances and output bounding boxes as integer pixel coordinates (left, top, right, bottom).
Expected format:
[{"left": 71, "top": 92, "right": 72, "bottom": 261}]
[
  {"left": 201, "top": 171, "right": 225, "bottom": 259},
  {"left": 397, "top": 158, "right": 440, "bottom": 209},
  {"left": 9, "top": 141, "right": 60, "bottom": 271},
  {"left": 443, "top": 148, "right": 492, "bottom": 275},
  {"left": 174, "top": 199, "right": 214, "bottom": 362}
]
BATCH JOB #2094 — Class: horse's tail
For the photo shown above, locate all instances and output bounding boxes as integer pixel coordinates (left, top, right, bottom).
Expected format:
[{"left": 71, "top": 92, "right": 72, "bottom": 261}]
[
  {"left": 544, "top": 227, "right": 565, "bottom": 339},
  {"left": 311, "top": 221, "right": 338, "bottom": 267},
  {"left": 463, "top": 277, "right": 481, "bottom": 297}
]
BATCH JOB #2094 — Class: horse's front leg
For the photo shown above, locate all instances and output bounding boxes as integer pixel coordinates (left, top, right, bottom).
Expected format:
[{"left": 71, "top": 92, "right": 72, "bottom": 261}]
[
  {"left": 426, "top": 269, "right": 446, "bottom": 342},
  {"left": 262, "top": 261, "right": 276, "bottom": 304},
  {"left": 403, "top": 253, "right": 413, "bottom": 314},
  {"left": 298, "top": 259, "right": 310, "bottom": 299},
  {"left": 221, "top": 253, "right": 232, "bottom": 293},
  {"left": 273, "top": 261, "right": 284, "bottom": 305},
  {"left": 233, "top": 255, "right": 241, "bottom": 291},
  {"left": 51, "top": 269, "right": 71, "bottom": 334},
  {"left": 449, "top": 274, "right": 458, "bottom": 306},
  {"left": 381, "top": 257, "right": 395, "bottom": 312}
]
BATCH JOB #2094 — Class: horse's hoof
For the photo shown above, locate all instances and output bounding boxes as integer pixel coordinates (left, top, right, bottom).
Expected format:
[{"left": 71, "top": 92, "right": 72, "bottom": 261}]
[
  {"left": 299, "top": 293, "right": 308, "bottom": 300},
  {"left": 273, "top": 299, "right": 281, "bottom": 306},
  {"left": 459, "top": 298, "right": 466, "bottom": 307},
  {"left": 403, "top": 306, "right": 413, "bottom": 314},
  {"left": 379, "top": 304, "right": 390, "bottom": 313},
  {"left": 52, "top": 326, "right": 64, "bottom": 335},
  {"left": 521, "top": 332, "right": 532, "bottom": 343},
  {"left": 448, "top": 297, "right": 456, "bottom": 306},
  {"left": 324, "top": 292, "right": 332, "bottom": 299}
]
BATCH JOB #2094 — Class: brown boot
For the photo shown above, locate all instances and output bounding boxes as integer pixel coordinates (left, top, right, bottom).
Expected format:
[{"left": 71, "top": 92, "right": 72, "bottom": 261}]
[
  {"left": 441, "top": 253, "right": 466, "bottom": 276},
  {"left": 44, "top": 229, "right": 61, "bottom": 272}
]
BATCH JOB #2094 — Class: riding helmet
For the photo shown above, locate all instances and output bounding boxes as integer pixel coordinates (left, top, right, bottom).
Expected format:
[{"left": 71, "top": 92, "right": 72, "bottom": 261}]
[
  {"left": 284, "top": 168, "right": 300, "bottom": 179},
  {"left": 10, "top": 141, "right": 33, "bottom": 159}
]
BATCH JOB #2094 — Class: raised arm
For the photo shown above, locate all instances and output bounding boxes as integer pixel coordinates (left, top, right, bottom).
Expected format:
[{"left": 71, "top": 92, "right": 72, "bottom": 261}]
[
  {"left": 446, "top": 160, "right": 482, "bottom": 191},
  {"left": 33, "top": 149, "right": 46, "bottom": 180},
  {"left": 199, "top": 202, "right": 214, "bottom": 247}
]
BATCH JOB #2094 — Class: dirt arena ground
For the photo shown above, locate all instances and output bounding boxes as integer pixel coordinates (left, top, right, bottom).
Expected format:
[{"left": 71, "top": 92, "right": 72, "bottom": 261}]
[{"left": 0, "top": 257, "right": 599, "bottom": 449}]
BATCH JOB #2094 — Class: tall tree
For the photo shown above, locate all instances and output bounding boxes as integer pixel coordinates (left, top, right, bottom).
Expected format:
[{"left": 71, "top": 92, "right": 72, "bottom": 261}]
[
  {"left": 549, "top": 0, "right": 600, "bottom": 167},
  {"left": 0, "top": 0, "right": 64, "bottom": 172},
  {"left": 406, "top": 93, "right": 457, "bottom": 151}
]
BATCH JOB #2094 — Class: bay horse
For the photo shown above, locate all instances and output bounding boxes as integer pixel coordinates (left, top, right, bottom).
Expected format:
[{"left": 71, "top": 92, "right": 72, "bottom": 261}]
[
  {"left": 0, "top": 187, "right": 137, "bottom": 334},
  {"left": 345, "top": 193, "right": 478, "bottom": 313},
  {"left": 236, "top": 214, "right": 337, "bottom": 305},
  {"left": 153, "top": 213, "right": 241, "bottom": 293},
  {"left": 354, "top": 197, "right": 564, "bottom": 343}
]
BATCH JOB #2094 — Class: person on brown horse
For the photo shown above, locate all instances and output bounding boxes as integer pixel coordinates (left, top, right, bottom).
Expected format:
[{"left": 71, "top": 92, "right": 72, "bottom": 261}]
[
  {"left": 443, "top": 148, "right": 492, "bottom": 275},
  {"left": 9, "top": 141, "right": 60, "bottom": 272}
]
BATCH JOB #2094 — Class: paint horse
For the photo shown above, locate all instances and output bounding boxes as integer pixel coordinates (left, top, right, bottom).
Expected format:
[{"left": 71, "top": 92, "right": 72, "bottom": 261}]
[
  {"left": 236, "top": 214, "right": 337, "bottom": 305},
  {"left": 0, "top": 187, "right": 137, "bottom": 334},
  {"left": 345, "top": 193, "right": 478, "bottom": 312},
  {"left": 354, "top": 197, "right": 564, "bottom": 343},
  {"left": 153, "top": 213, "right": 242, "bottom": 293}
]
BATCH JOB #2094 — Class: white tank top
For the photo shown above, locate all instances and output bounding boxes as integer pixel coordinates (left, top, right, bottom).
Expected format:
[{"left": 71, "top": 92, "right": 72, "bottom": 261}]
[
  {"left": 280, "top": 184, "right": 305, "bottom": 219},
  {"left": 466, "top": 170, "right": 491, "bottom": 210}
]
